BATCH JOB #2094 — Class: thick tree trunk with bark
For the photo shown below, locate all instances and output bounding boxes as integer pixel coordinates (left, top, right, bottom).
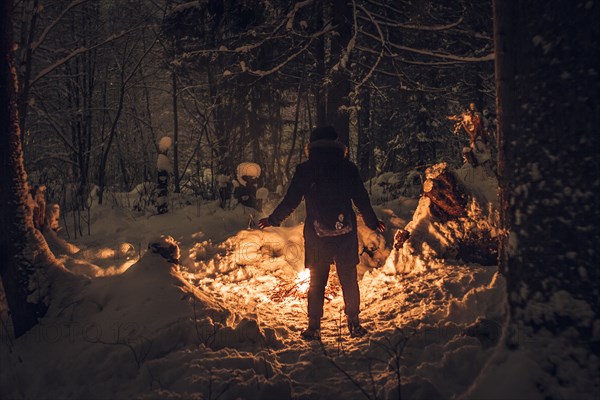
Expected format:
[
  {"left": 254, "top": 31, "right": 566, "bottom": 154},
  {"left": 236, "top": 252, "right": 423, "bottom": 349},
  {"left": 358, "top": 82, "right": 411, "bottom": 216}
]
[
  {"left": 0, "top": 2, "right": 54, "bottom": 338},
  {"left": 16, "top": 0, "right": 39, "bottom": 141},
  {"left": 327, "top": 0, "right": 352, "bottom": 147},
  {"left": 496, "top": 0, "right": 599, "bottom": 339},
  {"left": 465, "top": 1, "right": 600, "bottom": 396}
]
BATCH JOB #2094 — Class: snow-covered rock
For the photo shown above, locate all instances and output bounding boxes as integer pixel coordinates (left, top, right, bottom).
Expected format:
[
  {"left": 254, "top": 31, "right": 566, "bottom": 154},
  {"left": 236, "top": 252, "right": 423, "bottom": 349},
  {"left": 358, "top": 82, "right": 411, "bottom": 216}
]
[{"left": 158, "top": 136, "right": 173, "bottom": 153}]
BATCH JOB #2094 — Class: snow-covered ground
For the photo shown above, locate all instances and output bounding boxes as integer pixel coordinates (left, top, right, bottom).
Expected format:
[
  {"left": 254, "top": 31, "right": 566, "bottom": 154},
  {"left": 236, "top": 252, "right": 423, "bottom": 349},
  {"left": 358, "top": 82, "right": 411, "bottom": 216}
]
[{"left": 1, "top": 169, "right": 508, "bottom": 399}]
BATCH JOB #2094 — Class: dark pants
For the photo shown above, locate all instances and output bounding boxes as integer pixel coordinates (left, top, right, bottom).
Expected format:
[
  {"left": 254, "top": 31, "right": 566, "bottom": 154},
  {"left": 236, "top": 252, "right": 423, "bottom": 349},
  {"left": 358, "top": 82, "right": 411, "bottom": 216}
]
[
  {"left": 307, "top": 240, "right": 360, "bottom": 320},
  {"left": 304, "top": 224, "right": 361, "bottom": 323}
]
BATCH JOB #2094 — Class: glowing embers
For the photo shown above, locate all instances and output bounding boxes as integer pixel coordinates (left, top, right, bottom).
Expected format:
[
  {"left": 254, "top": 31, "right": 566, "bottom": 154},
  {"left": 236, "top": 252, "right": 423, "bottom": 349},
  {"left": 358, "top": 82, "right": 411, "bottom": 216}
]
[{"left": 270, "top": 265, "right": 341, "bottom": 302}]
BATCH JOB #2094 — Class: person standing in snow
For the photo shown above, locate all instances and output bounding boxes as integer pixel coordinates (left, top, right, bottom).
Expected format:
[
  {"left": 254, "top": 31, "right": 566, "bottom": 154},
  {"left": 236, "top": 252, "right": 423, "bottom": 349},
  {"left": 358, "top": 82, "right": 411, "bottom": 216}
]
[{"left": 259, "top": 126, "right": 385, "bottom": 340}]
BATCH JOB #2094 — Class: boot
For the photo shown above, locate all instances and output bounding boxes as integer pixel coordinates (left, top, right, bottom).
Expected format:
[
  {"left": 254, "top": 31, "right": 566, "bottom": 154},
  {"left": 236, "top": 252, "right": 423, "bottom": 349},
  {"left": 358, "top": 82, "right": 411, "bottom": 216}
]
[
  {"left": 301, "top": 317, "right": 321, "bottom": 341},
  {"left": 347, "top": 316, "right": 368, "bottom": 338}
]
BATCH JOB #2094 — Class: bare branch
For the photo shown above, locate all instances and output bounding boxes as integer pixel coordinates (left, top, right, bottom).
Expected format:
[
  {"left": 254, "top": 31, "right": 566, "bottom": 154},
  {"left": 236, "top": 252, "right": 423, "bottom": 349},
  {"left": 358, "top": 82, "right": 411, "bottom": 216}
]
[
  {"left": 352, "top": 4, "right": 385, "bottom": 94},
  {"left": 31, "top": 26, "right": 145, "bottom": 86},
  {"left": 31, "top": 0, "right": 91, "bottom": 52},
  {"left": 331, "top": 0, "right": 358, "bottom": 73}
]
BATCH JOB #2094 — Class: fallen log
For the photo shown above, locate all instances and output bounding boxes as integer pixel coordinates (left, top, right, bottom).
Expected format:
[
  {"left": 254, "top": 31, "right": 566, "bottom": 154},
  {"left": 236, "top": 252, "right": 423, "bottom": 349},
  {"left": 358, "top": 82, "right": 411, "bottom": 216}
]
[{"left": 423, "top": 163, "right": 467, "bottom": 221}]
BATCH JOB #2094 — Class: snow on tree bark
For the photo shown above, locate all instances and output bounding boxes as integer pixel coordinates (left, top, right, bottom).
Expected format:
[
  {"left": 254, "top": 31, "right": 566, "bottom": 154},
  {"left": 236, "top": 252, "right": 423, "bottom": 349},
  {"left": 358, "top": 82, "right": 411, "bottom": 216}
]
[
  {"left": 496, "top": 0, "right": 599, "bottom": 338},
  {"left": 0, "top": 1, "right": 57, "bottom": 337},
  {"left": 327, "top": 0, "right": 353, "bottom": 148},
  {"left": 489, "top": 0, "right": 599, "bottom": 393}
]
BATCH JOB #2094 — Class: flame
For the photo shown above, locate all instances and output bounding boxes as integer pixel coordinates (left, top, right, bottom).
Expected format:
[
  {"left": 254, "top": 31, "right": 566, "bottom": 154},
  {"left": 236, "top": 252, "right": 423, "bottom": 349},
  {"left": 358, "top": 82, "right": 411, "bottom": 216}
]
[{"left": 295, "top": 269, "right": 310, "bottom": 294}]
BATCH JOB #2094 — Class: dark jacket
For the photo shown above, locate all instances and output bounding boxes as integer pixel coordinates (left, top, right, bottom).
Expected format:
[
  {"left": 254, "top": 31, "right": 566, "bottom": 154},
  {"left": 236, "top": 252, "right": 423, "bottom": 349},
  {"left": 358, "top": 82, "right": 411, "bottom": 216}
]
[{"left": 267, "top": 140, "right": 379, "bottom": 267}]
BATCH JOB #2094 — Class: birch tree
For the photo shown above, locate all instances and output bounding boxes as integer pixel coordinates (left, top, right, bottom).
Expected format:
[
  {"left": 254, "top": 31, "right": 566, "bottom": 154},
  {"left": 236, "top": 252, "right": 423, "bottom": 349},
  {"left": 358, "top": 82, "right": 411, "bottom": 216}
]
[{"left": 0, "top": 0, "right": 61, "bottom": 338}]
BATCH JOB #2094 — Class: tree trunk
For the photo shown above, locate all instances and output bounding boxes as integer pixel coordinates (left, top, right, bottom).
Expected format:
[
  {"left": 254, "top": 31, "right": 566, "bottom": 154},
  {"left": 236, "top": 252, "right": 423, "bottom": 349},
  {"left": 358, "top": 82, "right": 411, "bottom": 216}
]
[
  {"left": 467, "top": 1, "right": 600, "bottom": 396},
  {"left": 172, "top": 69, "right": 181, "bottom": 193},
  {"left": 206, "top": 63, "right": 229, "bottom": 173},
  {"left": 357, "top": 88, "right": 371, "bottom": 180},
  {"left": 97, "top": 68, "right": 126, "bottom": 205},
  {"left": 314, "top": 1, "right": 326, "bottom": 128},
  {"left": 0, "top": 2, "right": 53, "bottom": 337},
  {"left": 16, "top": 0, "right": 39, "bottom": 144},
  {"left": 327, "top": 0, "right": 352, "bottom": 148},
  {"left": 285, "top": 83, "right": 302, "bottom": 179},
  {"left": 497, "top": 0, "right": 599, "bottom": 335},
  {"left": 248, "top": 87, "right": 263, "bottom": 168}
]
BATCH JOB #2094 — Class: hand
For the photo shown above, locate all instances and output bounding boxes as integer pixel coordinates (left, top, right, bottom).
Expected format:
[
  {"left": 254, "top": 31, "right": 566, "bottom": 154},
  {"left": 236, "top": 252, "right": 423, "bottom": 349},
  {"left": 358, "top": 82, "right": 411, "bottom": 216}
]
[
  {"left": 377, "top": 220, "right": 386, "bottom": 233},
  {"left": 258, "top": 218, "right": 271, "bottom": 229}
]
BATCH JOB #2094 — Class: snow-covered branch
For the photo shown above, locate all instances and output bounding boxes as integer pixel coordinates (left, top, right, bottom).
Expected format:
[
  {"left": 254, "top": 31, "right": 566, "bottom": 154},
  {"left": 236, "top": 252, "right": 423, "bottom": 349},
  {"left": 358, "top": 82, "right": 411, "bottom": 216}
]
[
  {"left": 242, "top": 39, "right": 313, "bottom": 77},
  {"left": 359, "top": 28, "right": 494, "bottom": 63},
  {"left": 331, "top": 0, "right": 358, "bottom": 73},
  {"left": 31, "top": 26, "right": 145, "bottom": 86},
  {"left": 356, "top": 45, "right": 464, "bottom": 66},
  {"left": 284, "top": 0, "right": 315, "bottom": 31},
  {"left": 357, "top": 10, "right": 464, "bottom": 31},
  {"left": 220, "top": 25, "right": 332, "bottom": 78}
]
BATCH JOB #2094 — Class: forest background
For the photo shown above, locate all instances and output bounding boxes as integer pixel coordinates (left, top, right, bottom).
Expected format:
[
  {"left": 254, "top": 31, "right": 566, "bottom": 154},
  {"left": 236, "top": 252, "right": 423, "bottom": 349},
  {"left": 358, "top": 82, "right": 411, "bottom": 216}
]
[{"left": 14, "top": 0, "right": 494, "bottom": 225}]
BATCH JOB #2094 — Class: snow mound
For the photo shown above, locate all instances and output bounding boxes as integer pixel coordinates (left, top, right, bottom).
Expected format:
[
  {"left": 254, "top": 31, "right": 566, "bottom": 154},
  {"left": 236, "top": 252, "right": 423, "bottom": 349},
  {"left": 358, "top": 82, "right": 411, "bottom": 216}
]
[
  {"left": 1, "top": 249, "right": 290, "bottom": 399},
  {"left": 236, "top": 162, "right": 261, "bottom": 186},
  {"left": 43, "top": 228, "right": 137, "bottom": 278},
  {"left": 366, "top": 171, "right": 405, "bottom": 203},
  {"left": 158, "top": 136, "right": 173, "bottom": 152},
  {"left": 157, "top": 154, "right": 172, "bottom": 173},
  {"left": 148, "top": 235, "right": 180, "bottom": 264}
]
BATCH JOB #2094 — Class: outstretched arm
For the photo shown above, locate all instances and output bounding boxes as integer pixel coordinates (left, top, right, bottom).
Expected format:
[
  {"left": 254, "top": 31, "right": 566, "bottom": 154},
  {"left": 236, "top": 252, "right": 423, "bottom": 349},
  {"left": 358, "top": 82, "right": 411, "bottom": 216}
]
[
  {"left": 264, "top": 166, "right": 305, "bottom": 227},
  {"left": 351, "top": 165, "right": 384, "bottom": 232}
]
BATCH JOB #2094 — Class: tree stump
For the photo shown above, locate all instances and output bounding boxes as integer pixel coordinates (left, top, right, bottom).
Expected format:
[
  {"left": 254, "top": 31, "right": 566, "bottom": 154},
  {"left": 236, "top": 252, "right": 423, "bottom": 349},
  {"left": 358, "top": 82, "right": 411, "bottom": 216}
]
[{"left": 423, "top": 163, "right": 467, "bottom": 221}]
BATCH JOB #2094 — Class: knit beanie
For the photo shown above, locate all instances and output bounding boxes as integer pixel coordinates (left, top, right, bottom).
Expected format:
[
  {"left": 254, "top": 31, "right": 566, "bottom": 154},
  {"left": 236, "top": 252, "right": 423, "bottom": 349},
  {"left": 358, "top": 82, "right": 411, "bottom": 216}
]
[{"left": 309, "top": 126, "right": 338, "bottom": 143}]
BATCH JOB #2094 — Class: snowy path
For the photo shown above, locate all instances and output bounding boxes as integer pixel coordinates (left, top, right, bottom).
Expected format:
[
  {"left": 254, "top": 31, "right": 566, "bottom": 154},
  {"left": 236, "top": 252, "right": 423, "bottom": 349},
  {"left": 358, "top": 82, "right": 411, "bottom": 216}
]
[
  {"left": 189, "top": 235, "right": 503, "bottom": 399},
  {"left": 1, "top": 200, "right": 505, "bottom": 399}
]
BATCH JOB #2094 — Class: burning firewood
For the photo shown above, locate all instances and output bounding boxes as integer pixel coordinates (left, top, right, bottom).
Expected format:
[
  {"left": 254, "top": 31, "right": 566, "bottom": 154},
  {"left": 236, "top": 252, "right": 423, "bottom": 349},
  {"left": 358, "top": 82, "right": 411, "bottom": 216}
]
[{"left": 270, "top": 267, "right": 341, "bottom": 302}]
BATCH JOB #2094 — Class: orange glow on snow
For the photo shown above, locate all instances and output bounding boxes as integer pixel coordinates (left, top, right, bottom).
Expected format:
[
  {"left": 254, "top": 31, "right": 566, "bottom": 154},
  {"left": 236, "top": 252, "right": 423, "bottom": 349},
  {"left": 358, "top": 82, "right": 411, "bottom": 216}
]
[{"left": 295, "top": 269, "right": 310, "bottom": 294}]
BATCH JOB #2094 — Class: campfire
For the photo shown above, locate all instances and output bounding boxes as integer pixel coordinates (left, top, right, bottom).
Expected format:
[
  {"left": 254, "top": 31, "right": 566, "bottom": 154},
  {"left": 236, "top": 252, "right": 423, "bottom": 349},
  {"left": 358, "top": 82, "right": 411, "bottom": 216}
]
[{"left": 270, "top": 266, "right": 341, "bottom": 302}]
